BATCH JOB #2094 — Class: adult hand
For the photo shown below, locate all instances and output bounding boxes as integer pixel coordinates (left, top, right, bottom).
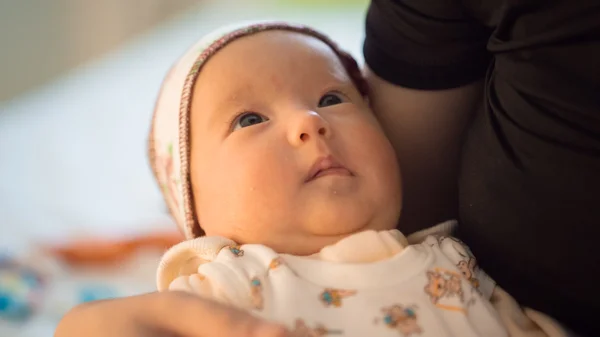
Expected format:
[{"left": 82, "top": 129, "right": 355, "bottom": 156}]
[{"left": 55, "top": 291, "right": 289, "bottom": 337}]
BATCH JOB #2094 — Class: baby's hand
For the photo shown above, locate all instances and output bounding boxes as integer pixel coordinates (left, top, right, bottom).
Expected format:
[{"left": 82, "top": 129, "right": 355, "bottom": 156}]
[
  {"left": 55, "top": 291, "right": 289, "bottom": 337},
  {"left": 170, "top": 273, "right": 212, "bottom": 294}
]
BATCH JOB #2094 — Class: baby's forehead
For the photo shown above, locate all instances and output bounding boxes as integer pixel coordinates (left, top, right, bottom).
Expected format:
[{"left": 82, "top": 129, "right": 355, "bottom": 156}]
[
  {"left": 189, "top": 30, "right": 353, "bottom": 123},
  {"left": 205, "top": 31, "right": 348, "bottom": 80}
]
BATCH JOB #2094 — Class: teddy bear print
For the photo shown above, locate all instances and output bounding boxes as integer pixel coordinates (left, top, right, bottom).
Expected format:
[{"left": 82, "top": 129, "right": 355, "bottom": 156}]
[
  {"left": 320, "top": 288, "right": 357, "bottom": 307},
  {"left": 381, "top": 304, "right": 422, "bottom": 336},
  {"left": 424, "top": 270, "right": 464, "bottom": 304},
  {"left": 249, "top": 277, "right": 263, "bottom": 310},
  {"left": 269, "top": 257, "right": 283, "bottom": 270},
  {"left": 289, "top": 319, "right": 341, "bottom": 337},
  {"left": 228, "top": 245, "right": 244, "bottom": 257},
  {"left": 456, "top": 258, "right": 480, "bottom": 289}
]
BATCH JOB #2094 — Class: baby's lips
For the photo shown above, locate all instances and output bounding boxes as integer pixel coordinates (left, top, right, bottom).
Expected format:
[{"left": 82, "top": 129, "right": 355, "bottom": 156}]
[{"left": 305, "top": 155, "right": 352, "bottom": 182}]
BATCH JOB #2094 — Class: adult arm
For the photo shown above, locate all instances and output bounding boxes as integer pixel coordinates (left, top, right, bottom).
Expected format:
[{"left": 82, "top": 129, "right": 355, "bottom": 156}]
[
  {"left": 366, "top": 69, "right": 482, "bottom": 233},
  {"left": 54, "top": 292, "right": 288, "bottom": 337},
  {"left": 363, "top": 0, "right": 491, "bottom": 233}
]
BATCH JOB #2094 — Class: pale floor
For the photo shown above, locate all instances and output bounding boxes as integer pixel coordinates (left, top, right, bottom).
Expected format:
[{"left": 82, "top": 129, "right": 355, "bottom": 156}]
[{"left": 0, "top": 1, "right": 368, "bottom": 335}]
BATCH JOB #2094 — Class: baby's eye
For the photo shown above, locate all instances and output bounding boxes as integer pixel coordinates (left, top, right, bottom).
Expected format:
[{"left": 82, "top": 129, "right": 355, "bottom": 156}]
[
  {"left": 233, "top": 112, "right": 269, "bottom": 131},
  {"left": 318, "top": 92, "right": 345, "bottom": 107}
]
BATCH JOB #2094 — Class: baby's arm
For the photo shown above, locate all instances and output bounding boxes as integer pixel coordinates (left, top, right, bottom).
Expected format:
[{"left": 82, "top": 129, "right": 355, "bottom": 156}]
[
  {"left": 430, "top": 233, "right": 566, "bottom": 336},
  {"left": 407, "top": 221, "right": 496, "bottom": 297}
]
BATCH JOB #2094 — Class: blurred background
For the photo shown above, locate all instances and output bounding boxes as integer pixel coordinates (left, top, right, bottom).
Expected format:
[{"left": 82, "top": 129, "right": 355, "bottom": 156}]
[{"left": 0, "top": 0, "right": 369, "bottom": 335}]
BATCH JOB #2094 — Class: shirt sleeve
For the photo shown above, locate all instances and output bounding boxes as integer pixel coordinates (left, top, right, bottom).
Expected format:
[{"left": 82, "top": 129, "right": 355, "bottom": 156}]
[
  {"left": 363, "top": 0, "right": 492, "bottom": 89},
  {"left": 436, "top": 236, "right": 496, "bottom": 300}
]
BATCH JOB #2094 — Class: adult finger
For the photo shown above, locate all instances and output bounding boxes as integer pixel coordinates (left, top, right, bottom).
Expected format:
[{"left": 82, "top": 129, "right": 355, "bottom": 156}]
[{"left": 149, "top": 292, "right": 290, "bottom": 337}]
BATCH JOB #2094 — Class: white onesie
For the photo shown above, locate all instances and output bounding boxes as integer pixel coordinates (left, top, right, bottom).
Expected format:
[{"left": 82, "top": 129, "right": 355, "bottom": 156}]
[{"left": 156, "top": 223, "right": 520, "bottom": 337}]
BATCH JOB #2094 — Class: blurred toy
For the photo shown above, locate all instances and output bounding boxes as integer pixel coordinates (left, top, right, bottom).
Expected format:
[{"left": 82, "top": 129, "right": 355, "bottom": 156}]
[
  {"left": 45, "top": 232, "right": 183, "bottom": 266},
  {"left": 77, "top": 284, "right": 119, "bottom": 303},
  {"left": 0, "top": 255, "right": 45, "bottom": 322},
  {"left": 0, "top": 231, "right": 179, "bottom": 326}
]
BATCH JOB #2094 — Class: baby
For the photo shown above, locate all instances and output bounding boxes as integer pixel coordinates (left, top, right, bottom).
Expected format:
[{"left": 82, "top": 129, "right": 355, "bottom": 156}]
[{"left": 148, "top": 21, "right": 565, "bottom": 337}]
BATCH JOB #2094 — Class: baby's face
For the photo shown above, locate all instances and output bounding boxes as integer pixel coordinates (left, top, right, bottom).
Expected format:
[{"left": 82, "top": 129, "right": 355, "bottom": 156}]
[{"left": 189, "top": 31, "right": 401, "bottom": 255}]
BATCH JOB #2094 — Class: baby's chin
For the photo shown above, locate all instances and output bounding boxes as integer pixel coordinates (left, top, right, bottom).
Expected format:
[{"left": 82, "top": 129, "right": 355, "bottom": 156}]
[
  {"left": 257, "top": 216, "right": 399, "bottom": 255},
  {"left": 266, "top": 232, "right": 353, "bottom": 256},
  {"left": 266, "top": 223, "right": 390, "bottom": 256},
  {"left": 203, "top": 216, "right": 398, "bottom": 256}
]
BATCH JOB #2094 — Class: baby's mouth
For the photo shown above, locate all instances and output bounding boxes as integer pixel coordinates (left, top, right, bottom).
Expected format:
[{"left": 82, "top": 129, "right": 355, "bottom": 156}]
[{"left": 305, "top": 155, "right": 353, "bottom": 182}]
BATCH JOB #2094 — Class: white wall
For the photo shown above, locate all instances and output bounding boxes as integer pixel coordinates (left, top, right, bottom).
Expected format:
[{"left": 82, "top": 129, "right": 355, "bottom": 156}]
[{"left": 0, "top": 0, "right": 202, "bottom": 102}]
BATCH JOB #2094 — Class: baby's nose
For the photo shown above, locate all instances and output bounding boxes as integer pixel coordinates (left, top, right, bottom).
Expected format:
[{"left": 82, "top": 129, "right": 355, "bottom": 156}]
[{"left": 288, "top": 110, "right": 330, "bottom": 146}]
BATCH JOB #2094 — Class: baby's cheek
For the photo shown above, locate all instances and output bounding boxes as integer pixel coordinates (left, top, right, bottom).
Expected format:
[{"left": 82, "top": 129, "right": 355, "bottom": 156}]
[
  {"left": 352, "top": 121, "right": 398, "bottom": 169},
  {"left": 349, "top": 120, "right": 402, "bottom": 206},
  {"left": 220, "top": 148, "right": 293, "bottom": 218},
  {"left": 226, "top": 149, "right": 277, "bottom": 193}
]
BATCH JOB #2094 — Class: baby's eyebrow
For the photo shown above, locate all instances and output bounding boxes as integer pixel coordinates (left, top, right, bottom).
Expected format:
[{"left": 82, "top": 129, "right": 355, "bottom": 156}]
[
  {"left": 205, "top": 93, "right": 250, "bottom": 126},
  {"left": 221, "top": 94, "right": 243, "bottom": 108},
  {"left": 320, "top": 77, "right": 354, "bottom": 93}
]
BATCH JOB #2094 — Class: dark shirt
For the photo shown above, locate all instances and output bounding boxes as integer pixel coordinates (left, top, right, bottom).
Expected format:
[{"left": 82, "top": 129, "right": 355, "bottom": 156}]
[{"left": 364, "top": 1, "right": 600, "bottom": 335}]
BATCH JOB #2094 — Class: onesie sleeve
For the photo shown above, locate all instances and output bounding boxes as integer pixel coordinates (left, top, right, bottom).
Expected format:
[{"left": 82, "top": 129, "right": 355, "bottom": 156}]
[{"left": 435, "top": 236, "right": 496, "bottom": 299}]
